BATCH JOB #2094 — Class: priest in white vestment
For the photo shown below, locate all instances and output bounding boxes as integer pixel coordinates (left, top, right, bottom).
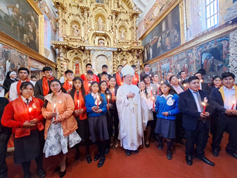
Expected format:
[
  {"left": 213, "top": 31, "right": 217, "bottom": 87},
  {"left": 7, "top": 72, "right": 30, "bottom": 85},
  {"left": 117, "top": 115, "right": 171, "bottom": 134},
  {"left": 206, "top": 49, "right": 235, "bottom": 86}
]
[{"left": 116, "top": 65, "right": 143, "bottom": 156}]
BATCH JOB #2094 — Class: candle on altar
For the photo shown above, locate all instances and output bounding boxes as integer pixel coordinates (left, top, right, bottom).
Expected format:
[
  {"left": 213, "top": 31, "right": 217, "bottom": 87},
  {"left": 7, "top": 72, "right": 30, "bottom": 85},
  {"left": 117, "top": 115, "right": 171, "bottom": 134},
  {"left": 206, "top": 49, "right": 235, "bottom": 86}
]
[
  {"left": 202, "top": 102, "right": 206, "bottom": 114},
  {"left": 77, "top": 100, "right": 80, "bottom": 108},
  {"left": 184, "top": 84, "right": 187, "bottom": 91},
  {"left": 231, "top": 101, "right": 235, "bottom": 110}
]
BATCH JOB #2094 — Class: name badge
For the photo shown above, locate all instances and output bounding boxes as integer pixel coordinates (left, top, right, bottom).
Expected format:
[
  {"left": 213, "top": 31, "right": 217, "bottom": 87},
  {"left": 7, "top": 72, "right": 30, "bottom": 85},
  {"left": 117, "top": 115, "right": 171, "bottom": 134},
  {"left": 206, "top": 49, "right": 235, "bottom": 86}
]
[{"left": 167, "top": 97, "right": 174, "bottom": 106}]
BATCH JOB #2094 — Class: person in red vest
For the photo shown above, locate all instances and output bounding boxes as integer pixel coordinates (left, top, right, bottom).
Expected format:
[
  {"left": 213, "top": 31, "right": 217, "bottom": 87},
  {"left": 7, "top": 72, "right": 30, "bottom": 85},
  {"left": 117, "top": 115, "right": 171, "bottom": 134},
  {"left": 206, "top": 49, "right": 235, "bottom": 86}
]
[
  {"left": 84, "top": 70, "right": 94, "bottom": 94},
  {"left": 80, "top": 63, "right": 99, "bottom": 82},
  {"left": 113, "top": 65, "right": 123, "bottom": 86},
  {"left": 1, "top": 82, "right": 46, "bottom": 178},
  {"left": 34, "top": 66, "right": 55, "bottom": 101},
  {"left": 131, "top": 65, "right": 139, "bottom": 85},
  {"left": 63, "top": 70, "right": 74, "bottom": 93}
]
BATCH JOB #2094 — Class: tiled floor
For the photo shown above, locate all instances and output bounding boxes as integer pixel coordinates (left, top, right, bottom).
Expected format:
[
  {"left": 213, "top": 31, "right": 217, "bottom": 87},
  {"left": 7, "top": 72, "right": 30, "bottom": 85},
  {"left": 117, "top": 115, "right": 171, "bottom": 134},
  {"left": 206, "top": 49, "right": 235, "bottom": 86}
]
[{"left": 6, "top": 133, "right": 237, "bottom": 178}]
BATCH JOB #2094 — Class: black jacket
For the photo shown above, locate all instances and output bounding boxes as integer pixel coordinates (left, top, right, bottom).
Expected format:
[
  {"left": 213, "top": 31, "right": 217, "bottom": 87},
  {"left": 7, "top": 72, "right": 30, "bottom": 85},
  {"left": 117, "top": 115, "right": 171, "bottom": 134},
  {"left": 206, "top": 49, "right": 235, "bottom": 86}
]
[
  {"left": 3, "top": 78, "right": 17, "bottom": 95},
  {"left": 178, "top": 89, "right": 213, "bottom": 131},
  {"left": 34, "top": 78, "right": 48, "bottom": 101},
  {"left": 0, "top": 97, "right": 11, "bottom": 135},
  {"left": 201, "top": 83, "right": 210, "bottom": 93}
]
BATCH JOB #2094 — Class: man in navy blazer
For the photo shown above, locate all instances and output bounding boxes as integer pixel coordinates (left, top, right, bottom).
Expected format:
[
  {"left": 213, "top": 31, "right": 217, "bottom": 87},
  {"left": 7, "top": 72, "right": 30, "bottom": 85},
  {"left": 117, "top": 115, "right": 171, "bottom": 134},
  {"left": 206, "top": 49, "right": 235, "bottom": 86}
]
[
  {"left": 178, "top": 76, "right": 214, "bottom": 166},
  {"left": 210, "top": 72, "right": 237, "bottom": 159}
]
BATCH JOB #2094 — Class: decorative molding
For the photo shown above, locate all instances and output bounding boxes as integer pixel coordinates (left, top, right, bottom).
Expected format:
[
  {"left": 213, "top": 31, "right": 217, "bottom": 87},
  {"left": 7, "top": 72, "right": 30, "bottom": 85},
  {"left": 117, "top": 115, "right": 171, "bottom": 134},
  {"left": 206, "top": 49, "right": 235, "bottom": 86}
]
[
  {"left": 0, "top": 31, "right": 56, "bottom": 68},
  {"left": 85, "top": 46, "right": 118, "bottom": 51},
  {"left": 139, "top": 0, "right": 182, "bottom": 41},
  {"left": 147, "top": 24, "right": 237, "bottom": 65}
]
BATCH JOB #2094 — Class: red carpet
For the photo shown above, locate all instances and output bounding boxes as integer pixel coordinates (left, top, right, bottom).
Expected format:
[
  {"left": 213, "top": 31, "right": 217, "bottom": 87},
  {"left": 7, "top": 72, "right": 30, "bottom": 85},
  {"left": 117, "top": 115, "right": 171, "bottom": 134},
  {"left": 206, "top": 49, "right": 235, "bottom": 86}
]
[{"left": 6, "top": 133, "right": 237, "bottom": 178}]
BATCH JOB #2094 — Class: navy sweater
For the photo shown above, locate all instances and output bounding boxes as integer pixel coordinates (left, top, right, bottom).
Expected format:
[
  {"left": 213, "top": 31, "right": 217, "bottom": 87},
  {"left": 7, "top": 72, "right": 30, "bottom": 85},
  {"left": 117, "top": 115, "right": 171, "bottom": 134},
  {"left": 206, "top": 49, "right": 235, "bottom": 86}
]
[{"left": 85, "top": 93, "right": 107, "bottom": 117}]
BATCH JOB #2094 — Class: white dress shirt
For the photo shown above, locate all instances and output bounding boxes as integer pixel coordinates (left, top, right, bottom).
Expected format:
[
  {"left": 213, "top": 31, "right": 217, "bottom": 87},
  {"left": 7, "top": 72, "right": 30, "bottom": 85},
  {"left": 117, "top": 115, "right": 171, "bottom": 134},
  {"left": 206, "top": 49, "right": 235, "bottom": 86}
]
[
  {"left": 223, "top": 86, "right": 236, "bottom": 110},
  {"left": 21, "top": 96, "right": 33, "bottom": 105},
  {"left": 9, "top": 80, "right": 34, "bottom": 101},
  {"left": 189, "top": 89, "right": 202, "bottom": 112}
]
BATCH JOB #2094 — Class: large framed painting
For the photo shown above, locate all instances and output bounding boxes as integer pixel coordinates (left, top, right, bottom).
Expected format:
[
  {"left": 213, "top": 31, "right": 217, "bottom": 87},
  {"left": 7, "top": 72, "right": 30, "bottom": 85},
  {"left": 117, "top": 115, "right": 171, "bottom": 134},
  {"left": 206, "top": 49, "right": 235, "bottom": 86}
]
[
  {"left": 195, "top": 36, "right": 230, "bottom": 83},
  {"left": 0, "top": 0, "right": 43, "bottom": 53},
  {"left": 142, "top": 5, "right": 181, "bottom": 62}
]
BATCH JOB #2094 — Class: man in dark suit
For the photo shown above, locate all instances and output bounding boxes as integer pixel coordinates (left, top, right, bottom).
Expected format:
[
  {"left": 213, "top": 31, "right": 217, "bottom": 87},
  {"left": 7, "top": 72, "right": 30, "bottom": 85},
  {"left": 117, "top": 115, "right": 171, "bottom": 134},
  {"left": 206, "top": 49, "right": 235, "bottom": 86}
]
[
  {"left": 194, "top": 72, "right": 210, "bottom": 92},
  {"left": 178, "top": 76, "right": 215, "bottom": 166},
  {"left": 98, "top": 64, "right": 111, "bottom": 81},
  {"left": 210, "top": 72, "right": 237, "bottom": 159},
  {"left": 140, "top": 63, "right": 154, "bottom": 82}
]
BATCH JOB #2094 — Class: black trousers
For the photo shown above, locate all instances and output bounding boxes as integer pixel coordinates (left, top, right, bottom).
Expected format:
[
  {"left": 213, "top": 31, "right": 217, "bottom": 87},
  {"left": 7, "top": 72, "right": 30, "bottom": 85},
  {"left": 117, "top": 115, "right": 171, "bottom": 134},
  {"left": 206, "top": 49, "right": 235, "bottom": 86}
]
[
  {"left": 107, "top": 109, "right": 119, "bottom": 140},
  {"left": 185, "top": 121, "right": 209, "bottom": 158},
  {"left": 175, "top": 113, "right": 184, "bottom": 141},
  {"left": 212, "top": 114, "right": 237, "bottom": 153},
  {"left": 0, "top": 133, "right": 11, "bottom": 178},
  {"left": 21, "top": 155, "right": 43, "bottom": 176}
]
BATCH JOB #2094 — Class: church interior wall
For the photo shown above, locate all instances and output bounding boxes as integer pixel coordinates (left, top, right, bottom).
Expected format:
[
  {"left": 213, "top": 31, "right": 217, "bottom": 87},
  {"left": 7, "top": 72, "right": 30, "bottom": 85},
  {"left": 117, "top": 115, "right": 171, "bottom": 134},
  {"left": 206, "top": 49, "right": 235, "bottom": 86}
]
[{"left": 139, "top": 0, "right": 237, "bottom": 81}]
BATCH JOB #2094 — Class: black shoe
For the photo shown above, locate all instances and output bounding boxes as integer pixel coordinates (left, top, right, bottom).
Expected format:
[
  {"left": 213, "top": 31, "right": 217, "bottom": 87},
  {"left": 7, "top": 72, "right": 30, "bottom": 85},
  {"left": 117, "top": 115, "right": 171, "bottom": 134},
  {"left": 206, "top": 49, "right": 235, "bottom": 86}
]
[
  {"left": 158, "top": 142, "right": 163, "bottom": 150},
  {"left": 37, "top": 169, "right": 46, "bottom": 178},
  {"left": 133, "top": 149, "right": 139, "bottom": 153},
  {"left": 24, "top": 174, "right": 31, "bottom": 178},
  {"left": 97, "top": 157, "right": 106, "bottom": 168},
  {"left": 59, "top": 168, "right": 66, "bottom": 178},
  {"left": 167, "top": 151, "right": 172, "bottom": 160},
  {"left": 226, "top": 149, "right": 237, "bottom": 159},
  {"left": 145, "top": 143, "right": 150, "bottom": 148},
  {"left": 125, "top": 150, "right": 131, "bottom": 156},
  {"left": 186, "top": 156, "right": 193, "bottom": 166},
  {"left": 105, "top": 148, "right": 110, "bottom": 155},
  {"left": 86, "top": 154, "right": 92, "bottom": 163},
  {"left": 94, "top": 153, "right": 101, "bottom": 161},
  {"left": 75, "top": 151, "right": 80, "bottom": 161},
  {"left": 198, "top": 156, "right": 215, "bottom": 166},
  {"left": 212, "top": 149, "right": 219, "bottom": 157}
]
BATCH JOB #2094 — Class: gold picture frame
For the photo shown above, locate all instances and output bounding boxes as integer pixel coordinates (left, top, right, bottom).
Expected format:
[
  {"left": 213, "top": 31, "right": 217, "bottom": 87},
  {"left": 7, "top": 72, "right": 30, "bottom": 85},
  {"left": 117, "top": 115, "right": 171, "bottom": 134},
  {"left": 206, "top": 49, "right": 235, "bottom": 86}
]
[{"left": 0, "top": 0, "right": 56, "bottom": 67}]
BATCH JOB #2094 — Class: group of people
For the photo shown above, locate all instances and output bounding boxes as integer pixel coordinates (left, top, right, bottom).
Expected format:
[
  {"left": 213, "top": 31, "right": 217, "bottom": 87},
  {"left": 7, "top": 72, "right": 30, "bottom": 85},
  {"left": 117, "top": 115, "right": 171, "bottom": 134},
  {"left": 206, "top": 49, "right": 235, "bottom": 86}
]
[{"left": 0, "top": 62, "right": 237, "bottom": 178}]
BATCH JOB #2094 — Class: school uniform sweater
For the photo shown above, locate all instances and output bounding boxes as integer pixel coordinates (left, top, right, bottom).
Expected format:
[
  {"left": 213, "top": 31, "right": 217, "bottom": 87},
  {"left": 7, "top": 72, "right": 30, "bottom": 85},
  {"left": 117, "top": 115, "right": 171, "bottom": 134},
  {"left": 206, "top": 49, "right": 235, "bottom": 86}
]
[
  {"left": 85, "top": 93, "right": 107, "bottom": 117},
  {"left": 154, "top": 94, "right": 179, "bottom": 120}
]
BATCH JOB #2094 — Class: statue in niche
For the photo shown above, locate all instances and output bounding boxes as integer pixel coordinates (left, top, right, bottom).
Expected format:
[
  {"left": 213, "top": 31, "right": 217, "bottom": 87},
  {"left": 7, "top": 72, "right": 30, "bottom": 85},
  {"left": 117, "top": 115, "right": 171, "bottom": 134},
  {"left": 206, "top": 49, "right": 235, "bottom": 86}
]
[
  {"left": 98, "top": 39, "right": 105, "bottom": 47},
  {"left": 72, "top": 25, "right": 80, "bottom": 37},
  {"left": 98, "top": 17, "right": 103, "bottom": 31},
  {"left": 121, "top": 29, "right": 125, "bottom": 40}
]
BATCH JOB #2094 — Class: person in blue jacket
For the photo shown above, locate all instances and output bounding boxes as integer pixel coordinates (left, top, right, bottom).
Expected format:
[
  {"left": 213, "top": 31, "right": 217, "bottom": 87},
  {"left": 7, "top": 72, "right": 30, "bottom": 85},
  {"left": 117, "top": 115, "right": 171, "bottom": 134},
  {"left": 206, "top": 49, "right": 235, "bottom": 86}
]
[
  {"left": 152, "top": 82, "right": 179, "bottom": 160},
  {"left": 85, "top": 81, "right": 109, "bottom": 168}
]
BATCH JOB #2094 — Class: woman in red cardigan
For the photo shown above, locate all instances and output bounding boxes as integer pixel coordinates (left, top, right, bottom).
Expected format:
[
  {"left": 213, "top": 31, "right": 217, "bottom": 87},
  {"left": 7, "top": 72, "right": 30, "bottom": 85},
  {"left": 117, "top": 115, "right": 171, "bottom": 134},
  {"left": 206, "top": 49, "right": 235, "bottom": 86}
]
[
  {"left": 1, "top": 82, "right": 46, "bottom": 178},
  {"left": 70, "top": 77, "right": 92, "bottom": 163}
]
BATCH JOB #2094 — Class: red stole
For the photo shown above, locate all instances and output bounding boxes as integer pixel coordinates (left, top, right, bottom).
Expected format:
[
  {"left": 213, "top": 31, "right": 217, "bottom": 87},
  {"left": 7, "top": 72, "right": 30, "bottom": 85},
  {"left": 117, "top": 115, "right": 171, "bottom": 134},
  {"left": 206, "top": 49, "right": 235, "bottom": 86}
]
[
  {"left": 132, "top": 73, "right": 139, "bottom": 85},
  {"left": 16, "top": 79, "right": 30, "bottom": 95},
  {"left": 74, "top": 91, "right": 87, "bottom": 120},
  {"left": 84, "top": 80, "right": 91, "bottom": 95},
  {"left": 63, "top": 80, "right": 73, "bottom": 92},
  {"left": 116, "top": 72, "right": 123, "bottom": 86},
  {"left": 42, "top": 77, "right": 54, "bottom": 96}
]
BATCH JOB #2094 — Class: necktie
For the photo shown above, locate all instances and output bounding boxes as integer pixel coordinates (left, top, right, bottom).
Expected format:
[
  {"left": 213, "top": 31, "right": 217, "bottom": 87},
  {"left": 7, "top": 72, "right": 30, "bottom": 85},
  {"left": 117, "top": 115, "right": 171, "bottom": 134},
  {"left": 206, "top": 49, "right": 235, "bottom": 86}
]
[
  {"left": 194, "top": 92, "right": 206, "bottom": 123},
  {"left": 26, "top": 98, "right": 29, "bottom": 106}
]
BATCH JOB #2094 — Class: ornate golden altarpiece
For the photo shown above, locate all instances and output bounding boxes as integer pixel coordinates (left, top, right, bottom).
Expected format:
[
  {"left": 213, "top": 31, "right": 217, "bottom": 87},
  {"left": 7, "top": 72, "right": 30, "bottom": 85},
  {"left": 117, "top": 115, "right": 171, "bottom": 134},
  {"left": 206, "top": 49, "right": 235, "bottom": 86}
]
[{"left": 51, "top": 0, "right": 143, "bottom": 78}]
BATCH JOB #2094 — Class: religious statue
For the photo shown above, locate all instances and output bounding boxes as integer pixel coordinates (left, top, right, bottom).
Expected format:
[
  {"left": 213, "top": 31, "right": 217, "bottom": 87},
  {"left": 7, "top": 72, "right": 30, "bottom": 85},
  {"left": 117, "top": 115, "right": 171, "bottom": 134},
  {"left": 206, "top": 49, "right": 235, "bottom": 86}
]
[
  {"left": 72, "top": 25, "right": 80, "bottom": 37},
  {"left": 98, "top": 39, "right": 105, "bottom": 47},
  {"left": 98, "top": 17, "right": 103, "bottom": 31},
  {"left": 121, "top": 29, "right": 125, "bottom": 40}
]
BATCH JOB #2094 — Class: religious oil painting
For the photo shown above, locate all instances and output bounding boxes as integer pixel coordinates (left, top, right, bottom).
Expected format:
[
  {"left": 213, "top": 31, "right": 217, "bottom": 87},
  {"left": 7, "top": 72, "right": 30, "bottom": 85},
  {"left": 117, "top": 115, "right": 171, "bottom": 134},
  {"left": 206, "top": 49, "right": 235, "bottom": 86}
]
[
  {"left": 0, "top": 0, "right": 39, "bottom": 52},
  {"left": 0, "top": 43, "right": 28, "bottom": 84},
  {"left": 142, "top": 5, "right": 181, "bottom": 62},
  {"left": 195, "top": 35, "right": 230, "bottom": 82},
  {"left": 158, "top": 58, "right": 172, "bottom": 81},
  {"left": 173, "top": 50, "right": 195, "bottom": 77}
]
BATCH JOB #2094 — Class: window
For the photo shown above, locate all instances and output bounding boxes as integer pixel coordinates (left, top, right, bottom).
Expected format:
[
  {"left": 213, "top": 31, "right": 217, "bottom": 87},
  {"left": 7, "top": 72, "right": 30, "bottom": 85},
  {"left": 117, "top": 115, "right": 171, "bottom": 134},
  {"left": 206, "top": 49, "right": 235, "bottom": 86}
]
[{"left": 206, "top": 0, "right": 219, "bottom": 28}]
